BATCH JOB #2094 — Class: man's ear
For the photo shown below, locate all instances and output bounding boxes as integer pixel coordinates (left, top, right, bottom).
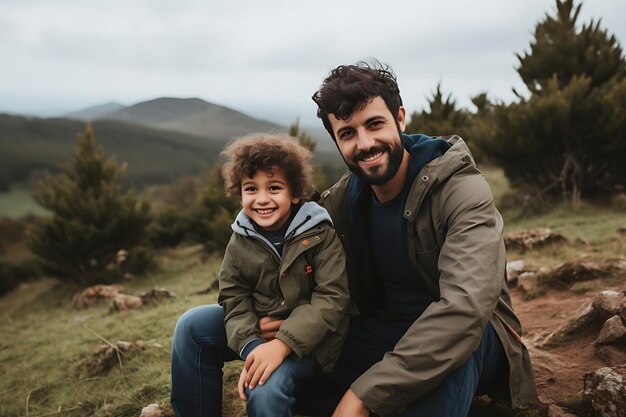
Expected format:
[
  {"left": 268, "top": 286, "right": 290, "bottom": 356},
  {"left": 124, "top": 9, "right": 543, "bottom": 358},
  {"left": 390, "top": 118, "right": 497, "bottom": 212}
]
[{"left": 397, "top": 106, "right": 407, "bottom": 132}]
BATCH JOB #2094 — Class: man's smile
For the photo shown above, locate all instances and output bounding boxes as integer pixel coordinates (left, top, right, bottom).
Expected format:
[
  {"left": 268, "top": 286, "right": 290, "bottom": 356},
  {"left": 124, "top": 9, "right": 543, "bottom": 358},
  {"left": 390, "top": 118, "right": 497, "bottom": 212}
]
[{"left": 355, "top": 145, "right": 388, "bottom": 165}]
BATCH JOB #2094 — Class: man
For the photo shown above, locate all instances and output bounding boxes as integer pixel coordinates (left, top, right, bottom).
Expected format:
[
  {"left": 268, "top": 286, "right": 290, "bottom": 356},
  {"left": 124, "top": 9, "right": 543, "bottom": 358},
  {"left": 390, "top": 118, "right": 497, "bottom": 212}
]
[{"left": 170, "top": 61, "right": 537, "bottom": 417}]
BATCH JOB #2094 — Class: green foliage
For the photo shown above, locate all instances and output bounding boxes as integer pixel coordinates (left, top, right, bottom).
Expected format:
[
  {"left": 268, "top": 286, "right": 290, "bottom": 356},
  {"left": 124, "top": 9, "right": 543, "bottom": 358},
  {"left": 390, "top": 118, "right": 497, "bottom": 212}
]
[
  {"left": 0, "top": 258, "right": 42, "bottom": 295},
  {"left": 407, "top": 83, "right": 470, "bottom": 137},
  {"left": 187, "top": 165, "right": 240, "bottom": 253},
  {"left": 406, "top": 84, "right": 488, "bottom": 163},
  {"left": 27, "top": 125, "right": 153, "bottom": 283},
  {"left": 288, "top": 118, "right": 316, "bottom": 153},
  {"left": 147, "top": 208, "right": 193, "bottom": 248},
  {"left": 516, "top": 0, "right": 624, "bottom": 94},
  {"left": 476, "top": 0, "right": 626, "bottom": 202},
  {"left": 290, "top": 119, "right": 333, "bottom": 192}
]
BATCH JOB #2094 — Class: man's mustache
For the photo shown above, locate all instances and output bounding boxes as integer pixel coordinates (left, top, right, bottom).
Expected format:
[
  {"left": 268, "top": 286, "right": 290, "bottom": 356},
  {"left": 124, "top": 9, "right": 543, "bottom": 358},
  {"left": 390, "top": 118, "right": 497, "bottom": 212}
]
[{"left": 352, "top": 145, "right": 389, "bottom": 164}]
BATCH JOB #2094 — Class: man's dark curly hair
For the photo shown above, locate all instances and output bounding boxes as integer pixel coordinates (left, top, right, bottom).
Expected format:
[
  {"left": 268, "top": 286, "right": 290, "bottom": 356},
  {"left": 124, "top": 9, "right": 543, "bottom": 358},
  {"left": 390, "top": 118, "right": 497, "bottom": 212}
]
[
  {"left": 221, "top": 134, "right": 314, "bottom": 199},
  {"left": 312, "top": 60, "right": 403, "bottom": 140}
]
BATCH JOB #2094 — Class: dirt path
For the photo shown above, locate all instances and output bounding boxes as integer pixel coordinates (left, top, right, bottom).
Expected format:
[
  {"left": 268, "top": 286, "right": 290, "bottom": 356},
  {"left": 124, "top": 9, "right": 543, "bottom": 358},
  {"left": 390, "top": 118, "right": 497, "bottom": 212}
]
[{"left": 511, "top": 287, "right": 616, "bottom": 403}]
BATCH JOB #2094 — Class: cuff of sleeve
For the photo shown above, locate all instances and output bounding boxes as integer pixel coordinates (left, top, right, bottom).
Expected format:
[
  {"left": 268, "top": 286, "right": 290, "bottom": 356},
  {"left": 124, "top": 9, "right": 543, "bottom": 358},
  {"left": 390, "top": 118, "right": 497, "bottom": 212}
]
[{"left": 240, "top": 338, "right": 263, "bottom": 359}]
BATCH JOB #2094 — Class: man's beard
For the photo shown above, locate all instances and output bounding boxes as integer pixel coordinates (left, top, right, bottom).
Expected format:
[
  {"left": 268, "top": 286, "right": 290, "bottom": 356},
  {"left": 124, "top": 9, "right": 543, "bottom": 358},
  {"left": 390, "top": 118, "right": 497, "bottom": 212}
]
[{"left": 346, "top": 141, "right": 404, "bottom": 185}]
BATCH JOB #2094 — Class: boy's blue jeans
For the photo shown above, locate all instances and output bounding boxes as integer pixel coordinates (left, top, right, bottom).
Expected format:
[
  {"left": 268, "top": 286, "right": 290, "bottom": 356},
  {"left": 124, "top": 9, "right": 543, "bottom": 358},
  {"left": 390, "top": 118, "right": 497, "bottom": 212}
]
[{"left": 170, "top": 304, "right": 507, "bottom": 417}]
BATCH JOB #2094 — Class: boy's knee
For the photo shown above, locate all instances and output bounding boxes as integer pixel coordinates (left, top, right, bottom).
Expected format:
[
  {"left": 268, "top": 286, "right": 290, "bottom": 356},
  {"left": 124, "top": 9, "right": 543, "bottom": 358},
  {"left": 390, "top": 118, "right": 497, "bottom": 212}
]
[
  {"left": 247, "top": 377, "right": 292, "bottom": 412},
  {"left": 174, "top": 305, "right": 224, "bottom": 338}
]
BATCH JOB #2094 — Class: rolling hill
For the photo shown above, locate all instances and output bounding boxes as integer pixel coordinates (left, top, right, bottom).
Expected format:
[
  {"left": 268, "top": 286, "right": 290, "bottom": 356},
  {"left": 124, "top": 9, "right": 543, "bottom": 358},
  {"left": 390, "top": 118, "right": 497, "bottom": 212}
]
[
  {"left": 0, "top": 114, "right": 229, "bottom": 186},
  {"left": 67, "top": 97, "right": 285, "bottom": 141}
]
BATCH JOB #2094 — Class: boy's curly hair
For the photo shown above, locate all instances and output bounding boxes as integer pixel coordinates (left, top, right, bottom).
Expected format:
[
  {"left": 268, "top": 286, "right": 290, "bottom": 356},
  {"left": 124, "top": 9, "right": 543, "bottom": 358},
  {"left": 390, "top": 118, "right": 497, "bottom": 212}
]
[{"left": 221, "top": 134, "right": 314, "bottom": 200}]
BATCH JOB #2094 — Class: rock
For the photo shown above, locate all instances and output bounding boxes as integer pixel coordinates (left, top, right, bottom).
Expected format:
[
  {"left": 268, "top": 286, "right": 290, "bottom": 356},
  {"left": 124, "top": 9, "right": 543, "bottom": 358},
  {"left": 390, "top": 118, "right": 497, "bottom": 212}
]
[
  {"left": 506, "top": 260, "right": 527, "bottom": 285},
  {"left": 583, "top": 365, "right": 626, "bottom": 417},
  {"left": 593, "top": 292, "right": 625, "bottom": 321},
  {"left": 72, "top": 284, "right": 125, "bottom": 309},
  {"left": 597, "top": 316, "right": 626, "bottom": 345},
  {"left": 544, "top": 300, "right": 599, "bottom": 346},
  {"left": 111, "top": 294, "right": 143, "bottom": 312},
  {"left": 504, "top": 228, "right": 568, "bottom": 252},
  {"left": 140, "top": 403, "right": 175, "bottom": 417},
  {"left": 139, "top": 288, "right": 176, "bottom": 305},
  {"left": 518, "top": 272, "right": 540, "bottom": 296},
  {"left": 620, "top": 298, "right": 626, "bottom": 323},
  {"left": 548, "top": 261, "right": 608, "bottom": 286},
  {"left": 596, "top": 345, "right": 626, "bottom": 367},
  {"left": 617, "top": 226, "right": 626, "bottom": 236},
  {"left": 547, "top": 404, "right": 578, "bottom": 417},
  {"left": 76, "top": 340, "right": 157, "bottom": 377},
  {"left": 140, "top": 404, "right": 162, "bottom": 417}
]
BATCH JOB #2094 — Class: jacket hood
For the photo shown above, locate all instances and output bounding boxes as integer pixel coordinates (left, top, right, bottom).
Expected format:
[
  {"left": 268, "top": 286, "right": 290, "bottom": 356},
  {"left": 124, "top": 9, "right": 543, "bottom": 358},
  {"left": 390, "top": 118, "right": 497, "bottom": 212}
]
[{"left": 232, "top": 201, "right": 332, "bottom": 242}]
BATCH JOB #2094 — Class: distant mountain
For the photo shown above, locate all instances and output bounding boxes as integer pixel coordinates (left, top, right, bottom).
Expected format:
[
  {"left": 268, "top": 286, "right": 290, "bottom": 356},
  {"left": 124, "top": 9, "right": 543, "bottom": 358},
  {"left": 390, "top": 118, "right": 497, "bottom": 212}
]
[
  {"left": 69, "top": 97, "right": 285, "bottom": 141},
  {"left": 65, "top": 102, "right": 125, "bottom": 121},
  {"left": 0, "top": 114, "right": 229, "bottom": 186}
]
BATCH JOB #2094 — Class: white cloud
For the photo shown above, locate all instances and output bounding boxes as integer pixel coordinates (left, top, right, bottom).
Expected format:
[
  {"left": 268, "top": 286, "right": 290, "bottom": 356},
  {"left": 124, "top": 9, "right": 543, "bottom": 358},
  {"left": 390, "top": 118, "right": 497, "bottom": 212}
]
[{"left": 0, "top": 0, "right": 624, "bottom": 124}]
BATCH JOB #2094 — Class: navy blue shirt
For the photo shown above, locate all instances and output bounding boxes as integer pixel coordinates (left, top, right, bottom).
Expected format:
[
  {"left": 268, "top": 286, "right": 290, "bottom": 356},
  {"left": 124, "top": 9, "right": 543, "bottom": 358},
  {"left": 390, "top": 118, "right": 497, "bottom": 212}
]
[{"left": 367, "top": 186, "right": 435, "bottom": 321}]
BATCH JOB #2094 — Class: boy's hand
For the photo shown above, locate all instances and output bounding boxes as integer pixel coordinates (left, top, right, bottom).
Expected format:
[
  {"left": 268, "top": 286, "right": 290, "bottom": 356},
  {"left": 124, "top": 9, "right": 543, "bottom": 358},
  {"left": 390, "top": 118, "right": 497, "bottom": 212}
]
[
  {"left": 258, "top": 316, "right": 285, "bottom": 341},
  {"left": 239, "top": 339, "right": 292, "bottom": 395}
]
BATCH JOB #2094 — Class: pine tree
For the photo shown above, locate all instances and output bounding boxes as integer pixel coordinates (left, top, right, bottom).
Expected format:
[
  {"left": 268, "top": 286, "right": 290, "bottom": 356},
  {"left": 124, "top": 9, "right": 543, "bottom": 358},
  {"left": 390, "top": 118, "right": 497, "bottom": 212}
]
[
  {"left": 288, "top": 119, "right": 328, "bottom": 191},
  {"left": 476, "top": 0, "right": 626, "bottom": 202},
  {"left": 406, "top": 83, "right": 469, "bottom": 138},
  {"left": 28, "top": 125, "right": 152, "bottom": 283},
  {"left": 406, "top": 84, "right": 491, "bottom": 162},
  {"left": 288, "top": 119, "right": 316, "bottom": 153}
]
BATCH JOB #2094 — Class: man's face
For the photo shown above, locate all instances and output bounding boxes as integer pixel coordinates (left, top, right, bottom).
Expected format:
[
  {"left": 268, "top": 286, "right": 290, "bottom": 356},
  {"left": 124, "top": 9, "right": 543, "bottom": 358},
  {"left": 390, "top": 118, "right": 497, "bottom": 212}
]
[{"left": 328, "top": 96, "right": 406, "bottom": 185}]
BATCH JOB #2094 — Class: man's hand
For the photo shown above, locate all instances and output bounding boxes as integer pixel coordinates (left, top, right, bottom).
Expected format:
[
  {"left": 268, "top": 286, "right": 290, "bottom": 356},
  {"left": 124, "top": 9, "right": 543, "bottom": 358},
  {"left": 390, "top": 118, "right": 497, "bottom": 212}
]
[
  {"left": 258, "top": 316, "right": 284, "bottom": 341},
  {"left": 239, "top": 339, "right": 292, "bottom": 394},
  {"left": 332, "top": 389, "right": 370, "bottom": 417}
]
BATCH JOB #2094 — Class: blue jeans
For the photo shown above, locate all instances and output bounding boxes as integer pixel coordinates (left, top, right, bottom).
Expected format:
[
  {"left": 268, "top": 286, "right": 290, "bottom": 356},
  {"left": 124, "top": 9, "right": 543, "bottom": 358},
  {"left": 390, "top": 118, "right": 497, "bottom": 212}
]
[
  {"left": 245, "top": 355, "right": 316, "bottom": 417},
  {"left": 170, "top": 305, "right": 507, "bottom": 417}
]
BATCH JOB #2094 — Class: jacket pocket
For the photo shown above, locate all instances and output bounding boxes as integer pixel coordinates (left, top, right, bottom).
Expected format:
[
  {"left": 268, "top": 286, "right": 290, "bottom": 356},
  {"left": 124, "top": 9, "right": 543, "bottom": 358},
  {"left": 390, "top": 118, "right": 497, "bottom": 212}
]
[{"left": 414, "top": 246, "right": 441, "bottom": 298}]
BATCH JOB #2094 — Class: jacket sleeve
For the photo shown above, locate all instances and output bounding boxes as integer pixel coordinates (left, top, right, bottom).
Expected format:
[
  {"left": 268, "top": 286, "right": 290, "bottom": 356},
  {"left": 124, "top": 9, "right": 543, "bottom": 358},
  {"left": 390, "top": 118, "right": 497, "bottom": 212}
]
[
  {"left": 217, "top": 234, "right": 261, "bottom": 355},
  {"left": 351, "top": 170, "right": 503, "bottom": 416},
  {"left": 275, "top": 227, "right": 350, "bottom": 358}
]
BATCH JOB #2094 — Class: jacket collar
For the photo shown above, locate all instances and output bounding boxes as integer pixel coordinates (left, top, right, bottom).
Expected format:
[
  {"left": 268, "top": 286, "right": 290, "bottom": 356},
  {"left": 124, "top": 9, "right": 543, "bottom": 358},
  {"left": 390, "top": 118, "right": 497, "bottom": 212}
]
[
  {"left": 232, "top": 201, "right": 332, "bottom": 240},
  {"left": 347, "top": 133, "right": 451, "bottom": 224}
]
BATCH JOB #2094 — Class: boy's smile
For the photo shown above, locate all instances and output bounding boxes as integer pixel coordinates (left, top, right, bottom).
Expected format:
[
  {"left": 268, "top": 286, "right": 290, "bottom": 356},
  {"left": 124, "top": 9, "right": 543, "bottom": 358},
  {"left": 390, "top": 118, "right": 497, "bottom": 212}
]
[{"left": 240, "top": 166, "right": 300, "bottom": 231}]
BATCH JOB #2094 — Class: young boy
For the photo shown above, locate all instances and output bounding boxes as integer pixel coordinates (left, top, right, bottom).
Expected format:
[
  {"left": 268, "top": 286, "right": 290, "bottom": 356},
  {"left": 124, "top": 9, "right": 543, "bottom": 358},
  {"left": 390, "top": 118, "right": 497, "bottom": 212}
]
[{"left": 218, "top": 133, "right": 350, "bottom": 417}]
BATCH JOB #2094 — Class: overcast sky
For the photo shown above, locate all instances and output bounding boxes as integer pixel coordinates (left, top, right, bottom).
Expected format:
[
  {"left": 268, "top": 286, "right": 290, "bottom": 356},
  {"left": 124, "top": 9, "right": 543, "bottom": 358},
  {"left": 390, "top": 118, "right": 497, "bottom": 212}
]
[{"left": 1, "top": 0, "right": 625, "bottom": 128}]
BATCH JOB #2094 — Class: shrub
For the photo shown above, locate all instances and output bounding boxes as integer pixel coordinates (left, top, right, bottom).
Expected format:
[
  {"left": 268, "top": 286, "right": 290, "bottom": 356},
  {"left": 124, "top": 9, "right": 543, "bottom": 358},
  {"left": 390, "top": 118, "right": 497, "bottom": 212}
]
[{"left": 27, "top": 125, "right": 152, "bottom": 284}]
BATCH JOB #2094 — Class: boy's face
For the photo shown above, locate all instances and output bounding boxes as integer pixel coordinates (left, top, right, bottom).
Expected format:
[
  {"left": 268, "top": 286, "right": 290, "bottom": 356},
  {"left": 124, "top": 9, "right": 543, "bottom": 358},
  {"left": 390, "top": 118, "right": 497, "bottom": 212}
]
[
  {"left": 328, "top": 96, "right": 406, "bottom": 185},
  {"left": 240, "top": 166, "right": 300, "bottom": 231}
]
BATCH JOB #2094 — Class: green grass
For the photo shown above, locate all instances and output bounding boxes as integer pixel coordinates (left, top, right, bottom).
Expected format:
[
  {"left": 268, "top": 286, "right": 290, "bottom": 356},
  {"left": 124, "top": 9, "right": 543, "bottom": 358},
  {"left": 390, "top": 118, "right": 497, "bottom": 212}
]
[
  {"left": 0, "top": 167, "right": 623, "bottom": 416},
  {"left": 481, "top": 165, "right": 511, "bottom": 206},
  {"left": 0, "top": 184, "right": 49, "bottom": 219},
  {"left": 0, "top": 246, "right": 222, "bottom": 417}
]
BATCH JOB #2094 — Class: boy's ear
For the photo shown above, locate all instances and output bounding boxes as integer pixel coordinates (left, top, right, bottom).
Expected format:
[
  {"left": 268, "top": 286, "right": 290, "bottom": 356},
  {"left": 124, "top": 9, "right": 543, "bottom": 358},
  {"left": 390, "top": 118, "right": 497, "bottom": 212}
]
[{"left": 291, "top": 196, "right": 301, "bottom": 205}]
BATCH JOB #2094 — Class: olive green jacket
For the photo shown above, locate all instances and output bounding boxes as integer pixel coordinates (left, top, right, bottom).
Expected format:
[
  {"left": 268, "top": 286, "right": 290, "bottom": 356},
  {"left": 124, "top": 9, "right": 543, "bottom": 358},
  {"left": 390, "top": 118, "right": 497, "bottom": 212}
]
[
  {"left": 319, "top": 136, "right": 537, "bottom": 416},
  {"left": 218, "top": 202, "right": 350, "bottom": 371}
]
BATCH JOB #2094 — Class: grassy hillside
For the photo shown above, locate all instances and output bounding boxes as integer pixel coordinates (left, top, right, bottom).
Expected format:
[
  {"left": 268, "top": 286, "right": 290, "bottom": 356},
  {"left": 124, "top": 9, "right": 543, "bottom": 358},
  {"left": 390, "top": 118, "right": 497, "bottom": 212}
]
[
  {"left": 1, "top": 166, "right": 623, "bottom": 416},
  {"left": 91, "top": 97, "right": 284, "bottom": 141},
  {"left": 0, "top": 114, "right": 229, "bottom": 186}
]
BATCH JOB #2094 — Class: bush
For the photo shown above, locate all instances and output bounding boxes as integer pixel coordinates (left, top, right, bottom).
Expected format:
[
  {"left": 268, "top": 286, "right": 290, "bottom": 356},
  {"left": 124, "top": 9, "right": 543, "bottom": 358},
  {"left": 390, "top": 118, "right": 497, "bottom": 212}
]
[
  {"left": 146, "top": 209, "right": 193, "bottom": 248},
  {"left": 0, "top": 258, "right": 43, "bottom": 295},
  {"left": 475, "top": 0, "right": 626, "bottom": 202},
  {"left": 27, "top": 125, "right": 153, "bottom": 284}
]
